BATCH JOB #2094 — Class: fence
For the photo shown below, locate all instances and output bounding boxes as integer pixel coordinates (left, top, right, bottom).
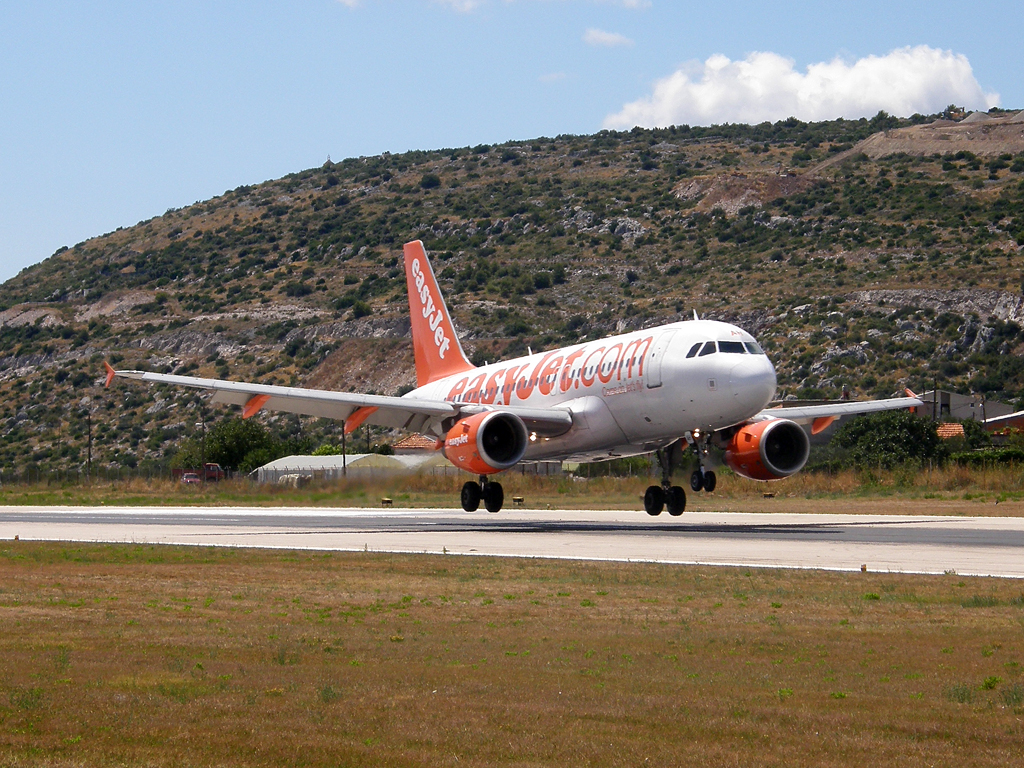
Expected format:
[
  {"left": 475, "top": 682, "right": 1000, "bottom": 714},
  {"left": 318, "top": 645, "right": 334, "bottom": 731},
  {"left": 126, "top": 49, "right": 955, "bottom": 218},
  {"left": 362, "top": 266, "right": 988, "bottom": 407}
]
[
  {"left": 253, "top": 460, "right": 564, "bottom": 485},
  {"left": 0, "top": 465, "right": 220, "bottom": 487}
]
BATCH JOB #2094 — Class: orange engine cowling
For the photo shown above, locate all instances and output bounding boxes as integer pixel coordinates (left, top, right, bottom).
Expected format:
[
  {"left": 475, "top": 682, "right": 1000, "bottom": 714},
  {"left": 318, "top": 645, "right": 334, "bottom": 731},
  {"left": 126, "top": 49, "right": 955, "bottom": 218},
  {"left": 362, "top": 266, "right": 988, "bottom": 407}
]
[
  {"left": 443, "top": 411, "right": 529, "bottom": 475},
  {"left": 723, "top": 418, "right": 810, "bottom": 481}
]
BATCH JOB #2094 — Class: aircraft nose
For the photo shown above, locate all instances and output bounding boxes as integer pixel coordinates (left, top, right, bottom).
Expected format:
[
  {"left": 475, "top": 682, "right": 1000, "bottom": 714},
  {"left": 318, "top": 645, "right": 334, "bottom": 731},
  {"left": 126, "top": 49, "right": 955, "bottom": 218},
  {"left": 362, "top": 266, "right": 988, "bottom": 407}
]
[{"left": 729, "top": 355, "right": 777, "bottom": 413}]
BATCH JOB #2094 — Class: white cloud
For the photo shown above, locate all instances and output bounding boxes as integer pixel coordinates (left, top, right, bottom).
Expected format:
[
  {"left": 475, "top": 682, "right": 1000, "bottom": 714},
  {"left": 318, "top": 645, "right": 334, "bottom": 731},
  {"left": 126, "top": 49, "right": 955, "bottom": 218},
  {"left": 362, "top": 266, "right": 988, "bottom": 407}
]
[
  {"left": 336, "top": 0, "right": 360, "bottom": 8},
  {"left": 429, "top": 0, "right": 649, "bottom": 12},
  {"left": 540, "top": 71, "right": 568, "bottom": 82},
  {"left": 604, "top": 46, "right": 1000, "bottom": 129},
  {"left": 584, "top": 28, "right": 634, "bottom": 48},
  {"left": 432, "top": 0, "right": 485, "bottom": 11}
]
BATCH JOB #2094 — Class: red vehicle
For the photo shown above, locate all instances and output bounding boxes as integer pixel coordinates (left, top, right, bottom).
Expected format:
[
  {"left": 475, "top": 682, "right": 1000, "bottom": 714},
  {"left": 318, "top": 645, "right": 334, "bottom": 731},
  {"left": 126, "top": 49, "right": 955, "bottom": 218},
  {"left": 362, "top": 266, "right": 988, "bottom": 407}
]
[
  {"left": 173, "top": 463, "right": 225, "bottom": 483},
  {"left": 201, "top": 463, "right": 225, "bottom": 482}
]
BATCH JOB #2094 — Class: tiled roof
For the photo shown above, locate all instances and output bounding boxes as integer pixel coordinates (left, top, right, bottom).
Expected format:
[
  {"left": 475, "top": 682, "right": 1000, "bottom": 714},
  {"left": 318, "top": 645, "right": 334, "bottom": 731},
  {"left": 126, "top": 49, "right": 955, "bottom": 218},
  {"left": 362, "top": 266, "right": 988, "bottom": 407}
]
[
  {"left": 393, "top": 434, "right": 440, "bottom": 451},
  {"left": 936, "top": 423, "right": 965, "bottom": 439}
]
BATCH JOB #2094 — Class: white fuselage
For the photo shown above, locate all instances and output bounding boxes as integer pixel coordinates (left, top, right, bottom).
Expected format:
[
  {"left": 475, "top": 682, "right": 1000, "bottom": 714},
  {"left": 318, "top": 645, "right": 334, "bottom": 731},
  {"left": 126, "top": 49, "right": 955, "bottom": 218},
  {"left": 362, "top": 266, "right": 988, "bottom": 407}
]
[{"left": 406, "top": 319, "right": 777, "bottom": 463}]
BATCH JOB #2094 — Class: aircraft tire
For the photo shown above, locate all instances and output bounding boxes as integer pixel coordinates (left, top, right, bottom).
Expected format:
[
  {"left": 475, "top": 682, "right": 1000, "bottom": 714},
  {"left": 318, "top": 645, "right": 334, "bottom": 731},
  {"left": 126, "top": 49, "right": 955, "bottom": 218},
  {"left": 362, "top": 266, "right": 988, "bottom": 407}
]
[
  {"left": 644, "top": 485, "right": 664, "bottom": 516},
  {"left": 667, "top": 485, "right": 686, "bottom": 516},
  {"left": 690, "top": 470, "right": 703, "bottom": 493},
  {"left": 483, "top": 482, "right": 504, "bottom": 513},
  {"left": 703, "top": 471, "right": 717, "bottom": 493},
  {"left": 461, "top": 481, "right": 482, "bottom": 512}
]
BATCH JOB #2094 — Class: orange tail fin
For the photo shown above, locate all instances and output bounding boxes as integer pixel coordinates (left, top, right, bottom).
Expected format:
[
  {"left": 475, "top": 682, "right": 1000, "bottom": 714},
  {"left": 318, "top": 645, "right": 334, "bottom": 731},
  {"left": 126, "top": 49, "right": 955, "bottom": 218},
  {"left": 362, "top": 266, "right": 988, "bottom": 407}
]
[{"left": 403, "top": 241, "right": 475, "bottom": 387}]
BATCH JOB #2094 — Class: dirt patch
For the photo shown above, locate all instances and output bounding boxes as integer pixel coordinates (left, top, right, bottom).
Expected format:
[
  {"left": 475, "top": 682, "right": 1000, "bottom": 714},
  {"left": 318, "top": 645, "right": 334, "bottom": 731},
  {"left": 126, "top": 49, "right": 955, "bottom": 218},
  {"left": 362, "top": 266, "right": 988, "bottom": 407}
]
[
  {"left": 74, "top": 291, "right": 155, "bottom": 321},
  {"left": 674, "top": 172, "right": 813, "bottom": 216},
  {"left": 304, "top": 338, "right": 416, "bottom": 395},
  {"left": 0, "top": 306, "right": 63, "bottom": 328}
]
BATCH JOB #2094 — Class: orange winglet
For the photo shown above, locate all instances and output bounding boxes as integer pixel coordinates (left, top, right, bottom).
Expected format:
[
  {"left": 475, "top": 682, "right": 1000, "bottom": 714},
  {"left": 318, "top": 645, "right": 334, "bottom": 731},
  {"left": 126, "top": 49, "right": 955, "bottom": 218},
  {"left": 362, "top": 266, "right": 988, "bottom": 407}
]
[
  {"left": 104, "top": 362, "right": 117, "bottom": 388},
  {"left": 344, "top": 406, "right": 378, "bottom": 434},
  {"left": 904, "top": 388, "right": 919, "bottom": 414},
  {"left": 811, "top": 416, "right": 837, "bottom": 435},
  {"left": 242, "top": 394, "right": 271, "bottom": 419}
]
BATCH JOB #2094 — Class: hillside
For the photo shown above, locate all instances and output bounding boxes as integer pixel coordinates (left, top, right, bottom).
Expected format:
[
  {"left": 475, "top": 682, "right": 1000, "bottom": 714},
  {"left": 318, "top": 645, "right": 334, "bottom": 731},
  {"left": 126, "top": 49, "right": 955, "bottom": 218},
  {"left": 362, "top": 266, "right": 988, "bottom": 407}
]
[{"left": 2, "top": 111, "right": 1024, "bottom": 475}]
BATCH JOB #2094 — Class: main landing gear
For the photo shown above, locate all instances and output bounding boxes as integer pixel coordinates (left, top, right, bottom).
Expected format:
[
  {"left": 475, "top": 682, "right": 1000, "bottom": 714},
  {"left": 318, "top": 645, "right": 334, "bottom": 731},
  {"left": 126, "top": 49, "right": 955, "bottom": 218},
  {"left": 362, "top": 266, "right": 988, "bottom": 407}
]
[
  {"left": 643, "top": 434, "right": 718, "bottom": 517},
  {"left": 644, "top": 447, "right": 687, "bottom": 517},
  {"left": 461, "top": 476, "right": 504, "bottom": 513}
]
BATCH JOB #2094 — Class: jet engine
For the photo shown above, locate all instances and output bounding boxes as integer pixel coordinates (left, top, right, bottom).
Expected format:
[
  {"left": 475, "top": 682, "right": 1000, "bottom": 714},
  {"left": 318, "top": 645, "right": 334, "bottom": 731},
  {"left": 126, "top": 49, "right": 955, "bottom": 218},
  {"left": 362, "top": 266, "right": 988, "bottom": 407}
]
[
  {"left": 723, "top": 418, "right": 809, "bottom": 481},
  {"left": 443, "top": 411, "right": 529, "bottom": 475}
]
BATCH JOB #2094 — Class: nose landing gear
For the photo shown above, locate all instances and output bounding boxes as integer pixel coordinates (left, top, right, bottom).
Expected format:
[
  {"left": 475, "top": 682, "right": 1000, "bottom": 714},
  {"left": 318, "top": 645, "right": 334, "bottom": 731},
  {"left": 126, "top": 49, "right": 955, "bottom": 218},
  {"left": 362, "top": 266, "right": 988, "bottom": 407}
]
[
  {"left": 687, "top": 430, "right": 717, "bottom": 493},
  {"left": 461, "top": 476, "right": 505, "bottom": 513},
  {"left": 690, "top": 466, "right": 717, "bottom": 493}
]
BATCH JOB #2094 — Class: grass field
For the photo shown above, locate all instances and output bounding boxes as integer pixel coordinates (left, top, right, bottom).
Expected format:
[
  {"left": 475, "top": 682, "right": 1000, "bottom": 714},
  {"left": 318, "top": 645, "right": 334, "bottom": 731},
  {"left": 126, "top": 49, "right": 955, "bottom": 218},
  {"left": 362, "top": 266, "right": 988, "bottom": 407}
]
[
  {"left": 1, "top": 542, "right": 1023, "bottom": 766},
  {"left": 3, "top": 463, "right": 1024, "bottom": 513}
]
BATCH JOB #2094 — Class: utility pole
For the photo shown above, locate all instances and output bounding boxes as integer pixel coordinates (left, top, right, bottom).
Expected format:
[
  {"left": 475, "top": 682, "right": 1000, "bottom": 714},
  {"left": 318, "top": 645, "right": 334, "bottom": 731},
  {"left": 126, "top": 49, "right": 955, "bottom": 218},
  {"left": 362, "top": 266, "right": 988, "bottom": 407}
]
[
  {"left": 341, "top": 420, "right": 347, "bottom": 477},
  {"left": 196, "top": 411, "right": 206, "bottom": 481},
  {"left": 86, "top": 410, "right": 92, "bottom": 480},
  {"left": 366, "top": 425, "right": 371, "bottom": 454}
]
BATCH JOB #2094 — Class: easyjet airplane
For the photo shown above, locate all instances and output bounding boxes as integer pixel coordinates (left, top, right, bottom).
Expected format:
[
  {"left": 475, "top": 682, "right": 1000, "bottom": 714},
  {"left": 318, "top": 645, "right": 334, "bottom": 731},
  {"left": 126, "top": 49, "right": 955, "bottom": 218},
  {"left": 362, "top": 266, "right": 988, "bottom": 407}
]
[{"left": 107, "top": 240, "right": 921, "bottom": 515}]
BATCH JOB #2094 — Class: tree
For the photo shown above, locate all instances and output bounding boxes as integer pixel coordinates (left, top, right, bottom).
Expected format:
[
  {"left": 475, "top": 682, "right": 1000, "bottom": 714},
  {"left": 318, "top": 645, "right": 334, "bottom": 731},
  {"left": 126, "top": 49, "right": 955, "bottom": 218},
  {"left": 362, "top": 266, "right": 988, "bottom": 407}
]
[
  {"left": 190, "top": 417, "right": 298, "bottom": 474},
  {"left": 831, "top": 410, "right": 944, "bottom": 469},
  {"left": 312, "top": 443, "right": 343, "bottom": 456},
  {"left": 960, "top": 418, "right": 991, "bottom": 450}
]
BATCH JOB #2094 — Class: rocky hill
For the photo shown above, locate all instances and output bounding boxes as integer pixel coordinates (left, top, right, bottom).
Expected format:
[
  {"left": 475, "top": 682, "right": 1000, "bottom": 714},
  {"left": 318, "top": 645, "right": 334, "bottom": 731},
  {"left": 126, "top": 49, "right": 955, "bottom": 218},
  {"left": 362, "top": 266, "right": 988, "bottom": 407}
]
[{"left": 2, "top": 111, "right": 1024, "bottom": 474}]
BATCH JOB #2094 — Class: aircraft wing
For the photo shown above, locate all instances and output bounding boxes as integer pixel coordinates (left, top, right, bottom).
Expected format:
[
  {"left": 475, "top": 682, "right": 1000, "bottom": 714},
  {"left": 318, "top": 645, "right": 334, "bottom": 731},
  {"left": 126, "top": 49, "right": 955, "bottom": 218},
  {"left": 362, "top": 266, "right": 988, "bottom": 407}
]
[
  {"left": 758, "top": 396, "right": 923, "bottom": 434},
  {"left": 105, "top": 365, "right": 574, "bottom": 436},
  {"left": 106, "top": 366, "right": 456, "bottom": 433}
]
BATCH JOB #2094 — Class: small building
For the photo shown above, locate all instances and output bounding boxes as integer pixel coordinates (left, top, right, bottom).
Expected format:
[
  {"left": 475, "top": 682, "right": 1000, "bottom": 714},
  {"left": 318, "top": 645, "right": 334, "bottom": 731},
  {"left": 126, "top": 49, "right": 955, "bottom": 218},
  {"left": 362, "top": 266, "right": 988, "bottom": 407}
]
[
  {"left": 252, "top": 452, "right": 452, "bottom": 484},
  {"left": 911, "top": 390, "right": 1015, "bottom": 425},
  {"left": 253, "top": 449, "right": 562, "bottom": 483},
  {"left": 982, "top": 410, "right": 1024, "bottom": 433},
  {"left": 393, "top": 434, "right": 441, "bottom": 454}
]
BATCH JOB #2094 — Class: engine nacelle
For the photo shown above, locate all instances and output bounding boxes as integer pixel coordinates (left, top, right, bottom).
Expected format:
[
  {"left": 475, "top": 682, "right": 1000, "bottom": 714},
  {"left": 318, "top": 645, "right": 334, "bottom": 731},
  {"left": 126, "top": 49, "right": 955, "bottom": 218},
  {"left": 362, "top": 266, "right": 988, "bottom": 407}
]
[
  {"left": 443, "top": 411, "right": 529, "bottom": 475},
  {"left": 723, "top": 418, "right": 809, "bottom": 481}
]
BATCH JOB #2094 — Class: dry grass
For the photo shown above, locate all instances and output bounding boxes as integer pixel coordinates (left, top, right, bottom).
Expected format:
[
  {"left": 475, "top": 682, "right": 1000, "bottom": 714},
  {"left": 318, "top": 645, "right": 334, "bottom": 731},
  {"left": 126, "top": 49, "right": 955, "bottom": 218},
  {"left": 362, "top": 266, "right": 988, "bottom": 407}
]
[
  {"left": 4, "top": 464, "right": 1024, "bottom": 514},
  {"left": 1, "top": 542, "right": 1024, "bottom": 766}
]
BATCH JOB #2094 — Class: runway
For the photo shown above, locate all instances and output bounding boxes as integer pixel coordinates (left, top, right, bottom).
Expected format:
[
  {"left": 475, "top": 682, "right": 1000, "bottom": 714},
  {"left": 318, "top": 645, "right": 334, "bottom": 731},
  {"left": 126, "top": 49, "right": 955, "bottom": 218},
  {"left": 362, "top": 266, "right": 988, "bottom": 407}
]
[{"left": 3, "top": 505, "right": 1024, "bottom": 578}]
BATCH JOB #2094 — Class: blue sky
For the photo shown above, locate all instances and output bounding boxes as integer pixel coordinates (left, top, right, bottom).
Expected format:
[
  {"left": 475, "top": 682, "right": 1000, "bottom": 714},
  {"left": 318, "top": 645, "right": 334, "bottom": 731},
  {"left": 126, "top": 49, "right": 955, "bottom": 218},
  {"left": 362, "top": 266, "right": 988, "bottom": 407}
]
[{"left": 1, "top": 0, "right": 1021, "bottom": 285}]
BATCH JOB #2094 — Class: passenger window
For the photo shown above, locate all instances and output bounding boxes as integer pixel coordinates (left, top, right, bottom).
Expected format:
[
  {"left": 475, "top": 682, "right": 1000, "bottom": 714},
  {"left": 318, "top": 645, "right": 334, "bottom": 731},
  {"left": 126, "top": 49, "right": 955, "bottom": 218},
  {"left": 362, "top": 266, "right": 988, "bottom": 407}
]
[
  {"left": 686, "top": 343, "right": 702, "bottom": 358},
  {"left": 698, "top": 341, "right": 717, "bottom": 356},
  {"left": 719, "top": 341, "right": 746, "bottom": 354}
]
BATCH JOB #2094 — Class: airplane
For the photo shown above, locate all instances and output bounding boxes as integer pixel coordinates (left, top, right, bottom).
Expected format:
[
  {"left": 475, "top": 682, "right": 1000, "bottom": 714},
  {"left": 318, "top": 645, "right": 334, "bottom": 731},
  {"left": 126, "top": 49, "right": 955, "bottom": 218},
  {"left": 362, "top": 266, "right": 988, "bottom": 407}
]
[{"left": 106, "top": 240, "right": 922, "bottom": 515}]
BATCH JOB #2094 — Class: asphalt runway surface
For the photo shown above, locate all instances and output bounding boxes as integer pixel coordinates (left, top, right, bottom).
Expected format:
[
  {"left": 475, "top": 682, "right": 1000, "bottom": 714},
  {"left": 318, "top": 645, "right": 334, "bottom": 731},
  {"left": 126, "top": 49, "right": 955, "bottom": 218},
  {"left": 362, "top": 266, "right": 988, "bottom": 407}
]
[{"left": 3, "top": 505, "right": 1024, "bottom": 578}]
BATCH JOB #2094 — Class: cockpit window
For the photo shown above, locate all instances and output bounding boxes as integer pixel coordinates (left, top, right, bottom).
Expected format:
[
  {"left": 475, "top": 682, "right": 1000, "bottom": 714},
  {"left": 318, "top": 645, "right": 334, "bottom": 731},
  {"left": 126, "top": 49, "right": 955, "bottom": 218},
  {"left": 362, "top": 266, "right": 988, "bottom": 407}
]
[
  {"left": 686, "top": 343, "right": 702, "bottom": 358},
  {"left": 698, "top": 341, "right": 717, "bottom": 356},
  {"left": 743, "top": 341, "right": 764, "bottom": 355},
  {"left": 718, "top": 341, "right": 746, "bottom": 354}
]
